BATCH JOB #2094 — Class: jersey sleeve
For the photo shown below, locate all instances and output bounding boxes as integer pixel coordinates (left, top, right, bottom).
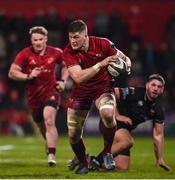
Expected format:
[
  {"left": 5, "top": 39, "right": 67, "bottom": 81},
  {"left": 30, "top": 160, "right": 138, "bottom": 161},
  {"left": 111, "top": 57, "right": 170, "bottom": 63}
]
[
  {"left": 13, "top": 49, "right": 27, "bottom": 69},
  {"left": 55, "top": 47, "right": 63, "bottom": 64},
  {"left": 153, "top": 103, "right": 165, "bottom": 124},
  {"left": 63, "top": 48, "right": 79, "bottom": 68}
]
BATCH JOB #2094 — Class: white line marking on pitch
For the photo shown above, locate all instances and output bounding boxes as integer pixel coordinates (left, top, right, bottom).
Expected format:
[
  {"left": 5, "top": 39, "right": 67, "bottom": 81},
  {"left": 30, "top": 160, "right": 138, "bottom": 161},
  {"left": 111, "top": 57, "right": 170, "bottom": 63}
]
[{"left": 0, "top": 145, "right": 14, "bottom": 151}]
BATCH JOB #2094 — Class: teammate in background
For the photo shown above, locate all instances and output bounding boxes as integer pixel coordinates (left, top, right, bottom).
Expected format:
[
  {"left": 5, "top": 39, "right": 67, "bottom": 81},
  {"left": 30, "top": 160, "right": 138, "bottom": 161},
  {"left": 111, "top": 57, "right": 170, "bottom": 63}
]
[
  {"left": 63, "top": 19, "right": 131, "bottom": 174},
  {"left": 8, "top": 26, "right": 69, "bottom": 166},
  {"left": 98, "top": 74, "right": 171, "bottom": 171}
]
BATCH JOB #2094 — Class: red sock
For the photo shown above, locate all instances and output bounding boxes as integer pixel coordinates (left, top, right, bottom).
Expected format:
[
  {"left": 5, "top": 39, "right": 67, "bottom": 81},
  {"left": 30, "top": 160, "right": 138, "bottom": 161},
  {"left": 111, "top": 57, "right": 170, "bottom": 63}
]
[
  {"left": 48, "top": 147, "right": 56, "bottom": 155},
  {"left": 99, "top": 120, "right": 116, "bottom": 154}
]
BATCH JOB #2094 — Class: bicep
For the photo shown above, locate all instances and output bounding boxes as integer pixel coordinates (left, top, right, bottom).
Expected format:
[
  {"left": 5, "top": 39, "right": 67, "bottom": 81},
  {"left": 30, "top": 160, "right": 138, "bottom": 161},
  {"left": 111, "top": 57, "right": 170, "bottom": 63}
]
[{"left": 9, "top": 63, "right": 22, "bottom": 72}]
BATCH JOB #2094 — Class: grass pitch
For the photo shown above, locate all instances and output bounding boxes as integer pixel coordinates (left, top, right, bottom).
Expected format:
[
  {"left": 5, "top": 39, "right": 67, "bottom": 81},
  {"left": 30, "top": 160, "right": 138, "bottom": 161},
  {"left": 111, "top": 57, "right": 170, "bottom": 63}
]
[{"left": 0, "top": 135, "right": 174, "bottom": 179}]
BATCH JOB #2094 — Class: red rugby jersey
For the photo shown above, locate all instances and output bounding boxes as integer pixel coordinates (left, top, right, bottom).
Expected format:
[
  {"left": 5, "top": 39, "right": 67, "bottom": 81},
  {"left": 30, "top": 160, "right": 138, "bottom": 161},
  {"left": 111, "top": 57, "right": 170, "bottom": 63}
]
[
  {"left": 63, "top": 36, "right": 117, "bottom": 100},
  {"left": 13, "top": 46, "right": 62, "bottom": 107}
]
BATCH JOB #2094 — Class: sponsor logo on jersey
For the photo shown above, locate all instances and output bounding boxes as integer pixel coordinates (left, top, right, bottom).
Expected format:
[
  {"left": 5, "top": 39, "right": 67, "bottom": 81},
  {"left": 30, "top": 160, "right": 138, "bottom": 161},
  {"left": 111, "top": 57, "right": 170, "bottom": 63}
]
[{"left": 95, "top": 53, "right": 102, "bottom": 57}]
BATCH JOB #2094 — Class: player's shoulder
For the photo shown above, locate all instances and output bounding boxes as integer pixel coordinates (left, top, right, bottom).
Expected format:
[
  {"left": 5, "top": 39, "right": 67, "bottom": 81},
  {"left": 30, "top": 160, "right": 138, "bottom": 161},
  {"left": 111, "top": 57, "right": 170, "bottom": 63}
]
[
  {"left": 47, "top": 45, "right": 63, "bottom": 53},
  {"left": 90, "top": 36, "right": 110, "bottom": 44},
  {"left": 17, "top": 47, "right": 32, "bottom": 56},
  {"left": 63, "top": 44, "right": 75, "bottom": 56}
]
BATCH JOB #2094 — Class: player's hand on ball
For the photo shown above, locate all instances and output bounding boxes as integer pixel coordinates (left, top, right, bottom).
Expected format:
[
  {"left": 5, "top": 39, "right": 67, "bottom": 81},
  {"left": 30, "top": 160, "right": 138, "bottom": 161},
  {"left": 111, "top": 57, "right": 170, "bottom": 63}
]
[{"left": 100, "top": 55, "right": 117, "bottom": 67}]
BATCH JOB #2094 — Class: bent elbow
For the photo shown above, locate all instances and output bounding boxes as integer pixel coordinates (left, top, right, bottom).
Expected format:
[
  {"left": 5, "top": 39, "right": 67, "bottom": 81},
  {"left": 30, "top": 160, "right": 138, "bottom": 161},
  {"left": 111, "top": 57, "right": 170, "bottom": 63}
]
[
  {"left": 8, "top": 71, "right": 13, "bottom": 79},
  {"left": 8, "top": 70, "right": 15, "bottom": 80}
]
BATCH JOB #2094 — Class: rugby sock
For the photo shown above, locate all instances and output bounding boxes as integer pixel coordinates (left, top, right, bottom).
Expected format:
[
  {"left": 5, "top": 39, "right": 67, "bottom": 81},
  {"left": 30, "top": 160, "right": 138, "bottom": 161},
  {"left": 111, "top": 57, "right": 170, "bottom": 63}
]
[
  {"left": 71, "top": 139, "right": 88, "bottom": 167},
  {"left": 48, "top": 147, "right": 56, "bottom": 155},
  {"left": 99, "top": 120, "right": 116, "bottom": 154}
]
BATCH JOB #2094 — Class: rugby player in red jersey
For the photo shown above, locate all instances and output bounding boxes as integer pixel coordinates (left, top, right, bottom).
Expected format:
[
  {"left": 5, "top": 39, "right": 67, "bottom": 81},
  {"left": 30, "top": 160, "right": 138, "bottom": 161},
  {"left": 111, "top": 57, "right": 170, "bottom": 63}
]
[
  {"left": 8, "top": 26, "right": 69, "bottom": 166},
  {"left": 63, "top": 19, "right": 131, "bottom": 174}
]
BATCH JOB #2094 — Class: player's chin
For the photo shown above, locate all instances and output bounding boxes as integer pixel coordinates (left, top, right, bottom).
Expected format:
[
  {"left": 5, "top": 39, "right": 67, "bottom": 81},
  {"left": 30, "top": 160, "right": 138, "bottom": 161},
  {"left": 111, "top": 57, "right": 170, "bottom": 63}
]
[
  {"left": 151, "top": 94, "right": 158, "bottom": 100},
  {"left": 71, "top": 45, "right": 79, "bottom": 50}
]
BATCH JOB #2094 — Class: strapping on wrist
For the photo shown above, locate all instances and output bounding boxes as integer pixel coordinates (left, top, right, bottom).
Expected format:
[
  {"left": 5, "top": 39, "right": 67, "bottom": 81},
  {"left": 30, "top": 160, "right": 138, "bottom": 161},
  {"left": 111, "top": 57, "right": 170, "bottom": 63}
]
[{"left": 93, "top": 63, "right": 101, "bottom": 72}]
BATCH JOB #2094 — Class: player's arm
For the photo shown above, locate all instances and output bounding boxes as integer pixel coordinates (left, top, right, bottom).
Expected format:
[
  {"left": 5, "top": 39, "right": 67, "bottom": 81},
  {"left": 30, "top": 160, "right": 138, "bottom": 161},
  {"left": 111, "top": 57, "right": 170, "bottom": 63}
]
[
  {"left": 56, "top": 61, "right": 69, "bottom": 92},
  {"left": 114, "top": 88, "right": 132, "bottom": 125},
  {"left": 67, "top": 55, "right": 116, "bottom": 84},
  {"left": 8, "top": 63, "right": 41, "bottom": 81},
  {"left": 153, "top": 122, "right": 172, "bottom": 171}
]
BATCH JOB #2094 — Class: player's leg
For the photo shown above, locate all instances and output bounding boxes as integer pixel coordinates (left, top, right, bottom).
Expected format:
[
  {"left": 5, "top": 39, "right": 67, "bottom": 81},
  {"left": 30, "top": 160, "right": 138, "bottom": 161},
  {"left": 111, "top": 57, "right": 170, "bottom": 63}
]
[
  {"left": 37, "top": 121, "right": 46, "bottom": 139},
  {"left": 43, "top": 105, "right": 58, "bottom": 166},
  {"left": 36, "top": 121, "right": 49, "bottom": 155},
  {"left": 111, "top": 128, "right": 134, "bottom": 159},
  {"left": 95, "top": 93, "right": 116, "bottom": 170},
  {"left": 67, "top": 107, "right": 89, "bottom": 174}
]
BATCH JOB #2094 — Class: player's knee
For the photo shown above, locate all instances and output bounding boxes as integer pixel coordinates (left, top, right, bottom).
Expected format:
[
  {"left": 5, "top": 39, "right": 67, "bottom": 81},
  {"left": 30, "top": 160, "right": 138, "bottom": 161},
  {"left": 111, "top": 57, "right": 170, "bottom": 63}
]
[
  {"left": 44, "top": 118, "right": 55, "bottom": 128},
  {"left": 125, "top": 138, "right": 134, "bottom": 149},
  {"left": 100, "top": 108, "right": 115, "bottom": 126},
  {"left": 100, "top": 108, "right": 113, "bottom": 120}
]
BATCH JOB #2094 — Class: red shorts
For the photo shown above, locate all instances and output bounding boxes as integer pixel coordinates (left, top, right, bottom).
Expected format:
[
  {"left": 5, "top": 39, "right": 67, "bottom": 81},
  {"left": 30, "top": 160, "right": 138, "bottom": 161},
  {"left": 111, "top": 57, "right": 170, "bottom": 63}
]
[{"left": 68, "top": 98, "right": 93, "bottom": 110}]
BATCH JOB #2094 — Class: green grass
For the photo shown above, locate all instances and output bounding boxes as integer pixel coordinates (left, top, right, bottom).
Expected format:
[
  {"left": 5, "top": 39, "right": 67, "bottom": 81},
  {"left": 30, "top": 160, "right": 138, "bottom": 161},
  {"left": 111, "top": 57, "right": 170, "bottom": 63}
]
[{"left": 0, "top": 135, "right": 174, "bottom": 179}]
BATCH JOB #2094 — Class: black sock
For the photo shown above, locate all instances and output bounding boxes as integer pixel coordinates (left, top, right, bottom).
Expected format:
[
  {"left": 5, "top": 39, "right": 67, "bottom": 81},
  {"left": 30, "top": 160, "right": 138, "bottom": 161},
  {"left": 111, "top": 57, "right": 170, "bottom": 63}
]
[{"left": 71, "top": 139, "right": 88, "bottom": 167}]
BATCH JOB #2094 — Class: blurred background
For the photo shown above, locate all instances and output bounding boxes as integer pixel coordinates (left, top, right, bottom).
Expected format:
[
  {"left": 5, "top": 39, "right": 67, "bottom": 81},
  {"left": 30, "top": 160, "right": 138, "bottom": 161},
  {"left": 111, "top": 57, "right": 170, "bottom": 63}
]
[{"left": 0, "top": 0, "right": 175, "bottom": 137}]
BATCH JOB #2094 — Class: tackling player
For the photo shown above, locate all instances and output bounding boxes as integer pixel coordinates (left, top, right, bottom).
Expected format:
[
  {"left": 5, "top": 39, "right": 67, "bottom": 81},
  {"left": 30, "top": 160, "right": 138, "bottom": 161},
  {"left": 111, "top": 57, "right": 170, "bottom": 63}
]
[
  {"left": 8, "top": 26, "right": 69, "bottom": 166},
  {"left": 98, "top": 74, "right": 171, "bottom": 171}
]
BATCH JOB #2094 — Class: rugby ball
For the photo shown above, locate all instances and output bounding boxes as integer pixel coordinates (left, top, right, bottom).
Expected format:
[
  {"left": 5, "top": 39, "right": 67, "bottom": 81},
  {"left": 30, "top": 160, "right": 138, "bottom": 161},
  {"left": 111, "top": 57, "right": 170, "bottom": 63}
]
[{"left": 107, "top": 57, "right": 127, "bottom": 77}]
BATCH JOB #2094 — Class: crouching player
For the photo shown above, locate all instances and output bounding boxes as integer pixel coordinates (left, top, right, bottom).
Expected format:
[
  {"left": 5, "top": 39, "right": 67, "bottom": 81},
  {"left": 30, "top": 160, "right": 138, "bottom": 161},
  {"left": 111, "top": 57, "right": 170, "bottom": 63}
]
[{"left": 99, "top": 74, "right": 171, "bottom": 171}]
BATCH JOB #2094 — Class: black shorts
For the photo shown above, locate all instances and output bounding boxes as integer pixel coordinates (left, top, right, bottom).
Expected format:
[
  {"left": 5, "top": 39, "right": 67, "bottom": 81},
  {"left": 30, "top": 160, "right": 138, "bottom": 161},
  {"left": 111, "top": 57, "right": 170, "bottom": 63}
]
[
  {"left": 117, "top": 148, "right": 130, "bottom": 156},
  {"left": 116, "top": 121, "right": 136, "bottom": 132},
  {"left": 31, "top": 100, "right": 58, "bottom": 123}
]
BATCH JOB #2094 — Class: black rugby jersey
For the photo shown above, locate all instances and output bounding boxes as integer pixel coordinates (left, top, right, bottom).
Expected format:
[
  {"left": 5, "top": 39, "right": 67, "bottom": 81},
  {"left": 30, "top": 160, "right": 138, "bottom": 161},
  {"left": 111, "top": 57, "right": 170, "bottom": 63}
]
[{"left": 117, "top": 87, "right": 164, "bottom": 130}]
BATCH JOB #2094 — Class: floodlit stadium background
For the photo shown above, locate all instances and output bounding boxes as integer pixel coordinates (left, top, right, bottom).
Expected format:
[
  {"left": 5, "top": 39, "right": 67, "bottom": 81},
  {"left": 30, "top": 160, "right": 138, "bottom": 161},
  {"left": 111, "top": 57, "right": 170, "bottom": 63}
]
[{"left": 0, "top": 0, "right": 175, "bottom": 136}]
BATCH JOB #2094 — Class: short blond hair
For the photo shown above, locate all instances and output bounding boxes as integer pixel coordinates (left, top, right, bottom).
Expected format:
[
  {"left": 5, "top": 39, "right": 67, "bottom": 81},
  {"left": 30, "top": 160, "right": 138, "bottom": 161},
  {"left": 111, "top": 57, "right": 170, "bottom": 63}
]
[{"left": 29, "top": 26, "right": 48, "bottom": 36}]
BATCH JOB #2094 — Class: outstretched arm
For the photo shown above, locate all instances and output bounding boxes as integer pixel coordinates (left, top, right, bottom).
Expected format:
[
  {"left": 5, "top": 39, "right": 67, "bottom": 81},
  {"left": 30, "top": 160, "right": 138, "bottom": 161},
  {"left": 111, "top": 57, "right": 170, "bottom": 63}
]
[{"left": 153, "top": 122, "right": 172, "bottom": 171}]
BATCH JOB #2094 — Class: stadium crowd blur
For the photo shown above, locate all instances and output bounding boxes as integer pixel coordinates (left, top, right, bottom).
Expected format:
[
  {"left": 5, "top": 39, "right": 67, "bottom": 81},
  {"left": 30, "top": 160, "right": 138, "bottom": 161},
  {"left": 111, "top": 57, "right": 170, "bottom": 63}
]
[{"left": 0, "top": 1, "right": 175, "bottom": 136}]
